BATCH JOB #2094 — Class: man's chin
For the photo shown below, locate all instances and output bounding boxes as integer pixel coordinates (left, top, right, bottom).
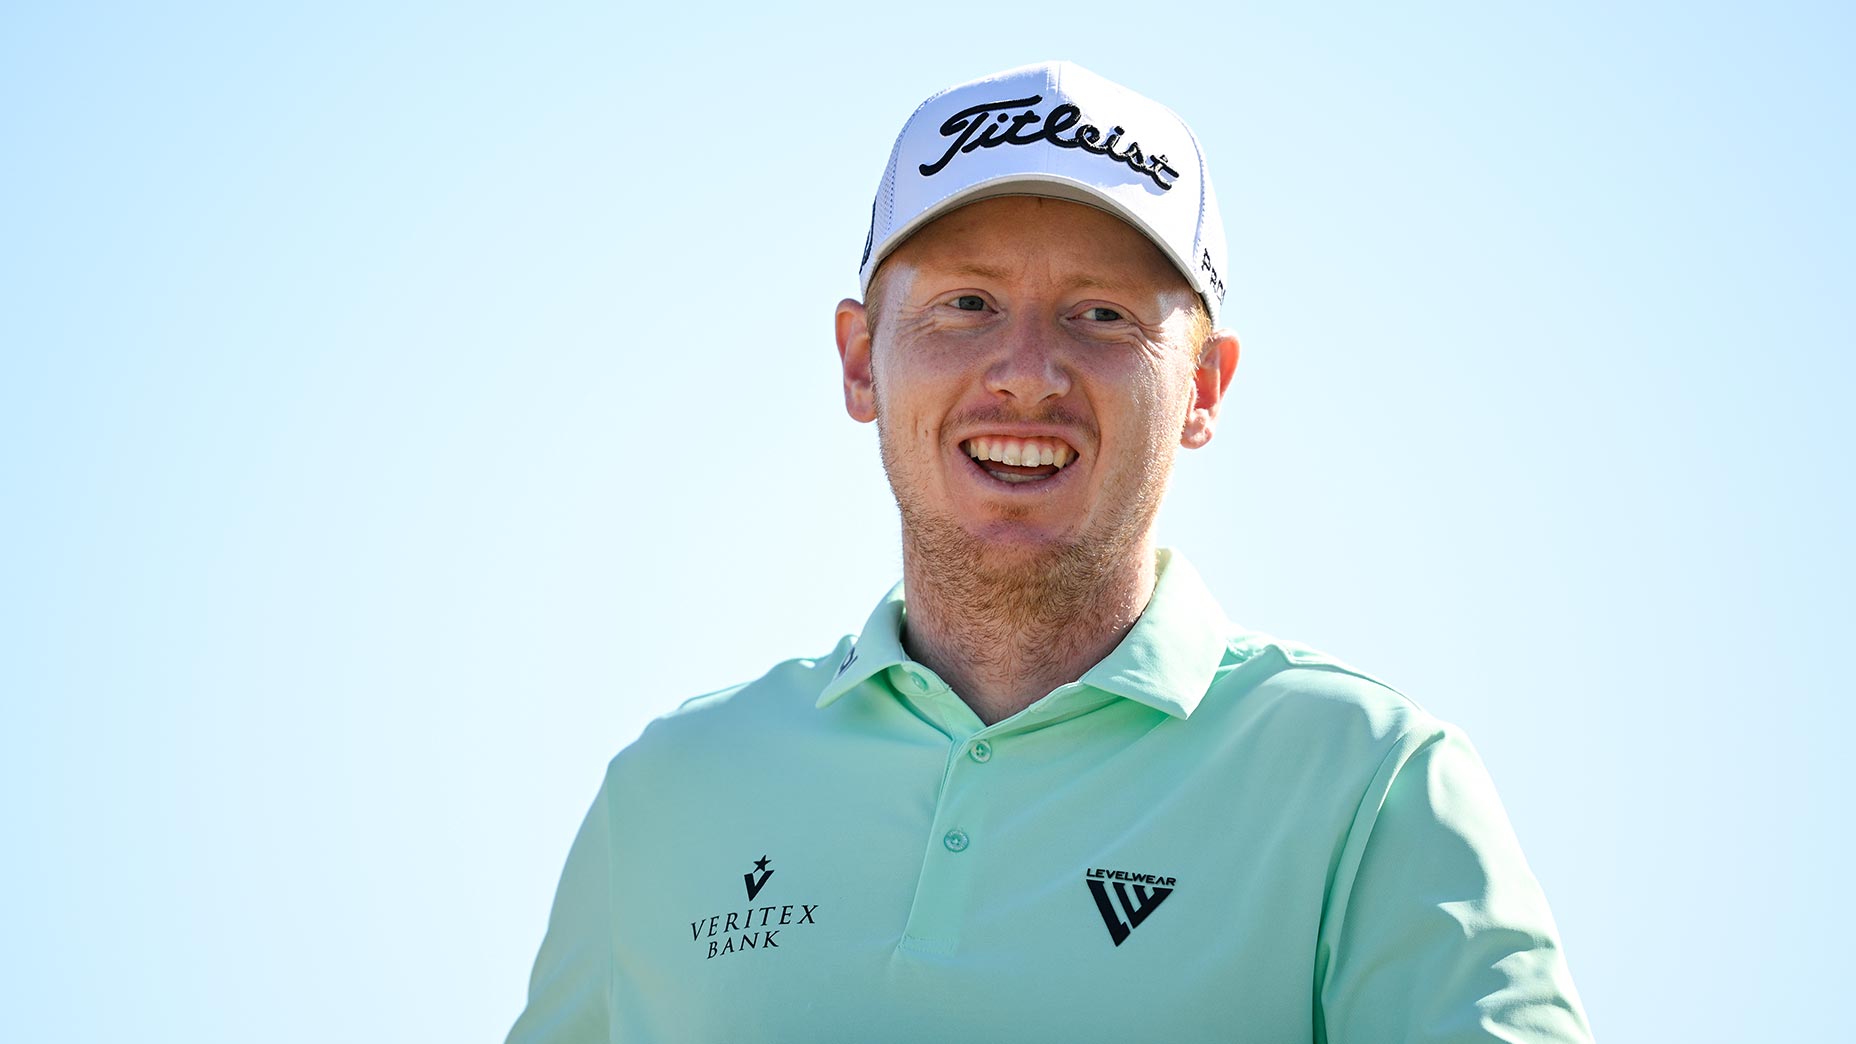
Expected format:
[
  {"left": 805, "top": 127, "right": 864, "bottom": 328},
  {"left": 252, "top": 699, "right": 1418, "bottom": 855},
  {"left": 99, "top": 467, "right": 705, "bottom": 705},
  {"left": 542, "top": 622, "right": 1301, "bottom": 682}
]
[
  {"left": 911, "top": 514, "right": 1096, "bottom": 576},
  {"left": 954, "top": 520, "right": 1078, "bottom": 561}
]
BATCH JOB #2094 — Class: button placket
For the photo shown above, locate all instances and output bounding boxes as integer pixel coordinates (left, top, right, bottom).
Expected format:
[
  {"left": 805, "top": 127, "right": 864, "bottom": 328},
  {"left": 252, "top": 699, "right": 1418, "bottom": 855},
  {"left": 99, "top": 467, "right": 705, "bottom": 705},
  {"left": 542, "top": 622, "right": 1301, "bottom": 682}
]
[{"left": 897, "top": 727, "right": 991, "bottom": 954}]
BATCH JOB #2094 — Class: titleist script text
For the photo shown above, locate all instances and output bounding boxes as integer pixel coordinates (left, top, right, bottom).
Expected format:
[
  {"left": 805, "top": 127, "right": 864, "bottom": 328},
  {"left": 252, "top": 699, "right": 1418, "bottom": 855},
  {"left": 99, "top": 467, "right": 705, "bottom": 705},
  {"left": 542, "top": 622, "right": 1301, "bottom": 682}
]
[{"left": 919, "top": 94, "right": 1181, "bottom": 191}]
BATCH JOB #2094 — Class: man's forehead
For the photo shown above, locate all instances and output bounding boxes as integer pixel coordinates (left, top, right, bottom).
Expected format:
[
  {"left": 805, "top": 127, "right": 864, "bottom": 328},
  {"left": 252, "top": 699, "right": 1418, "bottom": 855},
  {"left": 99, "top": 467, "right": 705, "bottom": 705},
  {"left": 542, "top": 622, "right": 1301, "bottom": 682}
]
[{"left": 885, "top": 195, "right": 1189, "bottom": 295}]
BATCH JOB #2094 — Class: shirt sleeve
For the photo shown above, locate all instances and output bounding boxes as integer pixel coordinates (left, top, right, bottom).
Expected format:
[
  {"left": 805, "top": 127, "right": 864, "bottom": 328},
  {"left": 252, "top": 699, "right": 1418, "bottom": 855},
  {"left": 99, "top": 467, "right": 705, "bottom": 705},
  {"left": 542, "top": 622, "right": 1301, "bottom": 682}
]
[
  {"left": 1315, "top": 725, "right": 1593, "bottom": 1043},
  {"left": 505, "top": 781, "right": 613, "bottom": 1044}
]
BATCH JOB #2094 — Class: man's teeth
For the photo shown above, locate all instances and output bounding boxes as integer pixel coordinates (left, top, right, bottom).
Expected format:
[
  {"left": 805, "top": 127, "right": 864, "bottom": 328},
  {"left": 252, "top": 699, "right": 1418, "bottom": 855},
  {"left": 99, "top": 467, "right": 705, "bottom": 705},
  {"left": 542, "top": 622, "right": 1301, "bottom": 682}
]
[{"left": 961, "top": 437, "right": 1075, "bottom": 469}]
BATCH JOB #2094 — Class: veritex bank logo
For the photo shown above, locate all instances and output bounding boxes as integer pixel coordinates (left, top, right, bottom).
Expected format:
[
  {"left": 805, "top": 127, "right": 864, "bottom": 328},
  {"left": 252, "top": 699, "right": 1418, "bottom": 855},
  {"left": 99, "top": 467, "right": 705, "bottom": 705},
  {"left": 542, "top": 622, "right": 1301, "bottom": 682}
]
[
  {"left": 1085, "top": 867, "right": 1177, "bottom": 947},
  {"left": 690, "top": 856, "right": 821, "bottom": 960}
]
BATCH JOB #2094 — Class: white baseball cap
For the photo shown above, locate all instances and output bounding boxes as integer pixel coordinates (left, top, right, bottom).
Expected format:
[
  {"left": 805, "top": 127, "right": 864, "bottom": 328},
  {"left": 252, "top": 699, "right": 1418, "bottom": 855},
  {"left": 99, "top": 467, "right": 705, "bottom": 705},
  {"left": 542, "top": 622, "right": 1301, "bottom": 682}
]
[{"left": 859, "top": 60, "right": 1228, "bottom": 325}]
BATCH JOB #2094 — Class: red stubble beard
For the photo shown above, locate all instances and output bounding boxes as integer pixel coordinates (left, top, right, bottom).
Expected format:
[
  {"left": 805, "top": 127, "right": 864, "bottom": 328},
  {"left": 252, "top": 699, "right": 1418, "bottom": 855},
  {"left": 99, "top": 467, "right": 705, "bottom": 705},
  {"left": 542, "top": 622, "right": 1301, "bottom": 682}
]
[{"left": 872, "top": 393, "right": 1176, "bottom": 635}]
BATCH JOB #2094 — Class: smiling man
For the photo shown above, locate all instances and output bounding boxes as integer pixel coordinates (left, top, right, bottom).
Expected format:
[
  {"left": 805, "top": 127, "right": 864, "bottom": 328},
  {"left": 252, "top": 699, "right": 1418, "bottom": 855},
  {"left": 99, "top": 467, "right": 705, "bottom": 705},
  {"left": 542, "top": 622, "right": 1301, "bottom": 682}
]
[
  {"left": 507, "top": 62, "right": 1593, "bottom": 1043},
  {"left": 838, "top": 192, "right": 1232, "bottom": 728}
]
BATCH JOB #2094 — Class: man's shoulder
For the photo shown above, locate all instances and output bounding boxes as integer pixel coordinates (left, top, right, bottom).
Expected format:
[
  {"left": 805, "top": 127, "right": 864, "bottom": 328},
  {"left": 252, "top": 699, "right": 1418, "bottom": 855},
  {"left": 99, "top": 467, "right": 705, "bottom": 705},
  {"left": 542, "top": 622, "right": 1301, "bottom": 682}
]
[
  {"left": 668, "top": 635, "right": 857, "bottom": 718},
  {"left": 604, "top": 636, "right": 857, "bottom": 765},
  {"left": 1211, "top": 627, "right": 1443, "bottom": 751}
]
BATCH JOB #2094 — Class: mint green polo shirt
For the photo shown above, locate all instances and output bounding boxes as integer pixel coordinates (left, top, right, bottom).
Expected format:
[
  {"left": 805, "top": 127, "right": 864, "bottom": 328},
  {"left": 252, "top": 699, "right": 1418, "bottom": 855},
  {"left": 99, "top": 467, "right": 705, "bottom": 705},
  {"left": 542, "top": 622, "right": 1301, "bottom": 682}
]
[{"left": 507, "top": 550, "right": 1591, "bottom": 1042}]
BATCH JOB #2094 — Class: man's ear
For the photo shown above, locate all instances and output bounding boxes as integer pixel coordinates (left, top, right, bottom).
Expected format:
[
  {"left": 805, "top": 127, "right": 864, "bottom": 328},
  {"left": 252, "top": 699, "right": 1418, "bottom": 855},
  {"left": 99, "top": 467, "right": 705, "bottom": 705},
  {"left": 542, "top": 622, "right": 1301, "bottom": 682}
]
[
  {"left": 836, "top": 298, "right": 877, "bottom": 424},
  {"left": 1180, "top": 330, "right": 1240, "bottom": 449}
]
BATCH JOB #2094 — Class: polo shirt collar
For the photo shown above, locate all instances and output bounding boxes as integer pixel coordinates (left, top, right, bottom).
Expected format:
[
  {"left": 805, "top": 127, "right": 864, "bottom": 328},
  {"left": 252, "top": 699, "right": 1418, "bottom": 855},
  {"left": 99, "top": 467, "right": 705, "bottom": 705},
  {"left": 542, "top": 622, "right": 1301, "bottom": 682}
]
[
  {"left": 816, "top": 581, "right": 911, "bottom": 706},
  {"left": 1076, "top": 548, "right": 1229, "bottom": 718},
  {"left": 817, "top": 548, "right": 1230, "bottom": 719}
]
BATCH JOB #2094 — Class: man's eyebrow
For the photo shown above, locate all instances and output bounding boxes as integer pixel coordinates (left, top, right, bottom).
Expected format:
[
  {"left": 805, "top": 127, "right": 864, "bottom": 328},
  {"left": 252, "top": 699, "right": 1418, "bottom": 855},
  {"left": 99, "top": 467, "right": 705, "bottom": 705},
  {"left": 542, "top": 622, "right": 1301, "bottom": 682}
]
[
  {"left": 935, "top": 262, "right": 1126, "bottom": 293},
  {"left": 939, "top": 262, "right": 1015, "bottom": 282}
]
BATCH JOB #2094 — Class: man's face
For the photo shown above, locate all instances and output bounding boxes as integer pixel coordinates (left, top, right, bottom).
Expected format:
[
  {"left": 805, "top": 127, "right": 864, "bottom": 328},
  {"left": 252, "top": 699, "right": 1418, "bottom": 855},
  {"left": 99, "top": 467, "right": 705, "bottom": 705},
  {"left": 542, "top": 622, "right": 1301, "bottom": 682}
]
[{"left": 836, "top": 196, "right": 1236, "bottom": 573}]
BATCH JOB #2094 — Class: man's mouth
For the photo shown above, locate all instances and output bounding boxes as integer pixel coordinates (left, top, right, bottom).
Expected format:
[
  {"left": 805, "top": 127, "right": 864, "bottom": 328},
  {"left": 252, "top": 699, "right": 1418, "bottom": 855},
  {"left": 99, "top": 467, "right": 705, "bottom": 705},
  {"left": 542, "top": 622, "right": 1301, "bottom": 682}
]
[{"left": 960, "top": 436, "right": 1077, "bottom": 485}]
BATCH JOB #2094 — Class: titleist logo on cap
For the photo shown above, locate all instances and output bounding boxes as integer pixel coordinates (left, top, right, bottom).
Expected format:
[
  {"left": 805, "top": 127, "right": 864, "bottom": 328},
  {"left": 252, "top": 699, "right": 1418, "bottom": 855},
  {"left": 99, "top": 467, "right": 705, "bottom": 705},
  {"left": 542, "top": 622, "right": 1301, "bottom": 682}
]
[
  {"left": 861, "top": 61, "right": 1228, "bottom": 324},
  {"left": 918, "top": 94, "right": 1182, "bottom": 192}
]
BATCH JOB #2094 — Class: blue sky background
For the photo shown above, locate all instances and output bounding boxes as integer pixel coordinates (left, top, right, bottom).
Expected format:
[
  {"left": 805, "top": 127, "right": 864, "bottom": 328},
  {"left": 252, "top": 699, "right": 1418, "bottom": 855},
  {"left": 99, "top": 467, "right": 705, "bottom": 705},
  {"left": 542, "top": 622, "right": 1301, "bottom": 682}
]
[{"left": 3, "top": 2, "right": 1849, "bottom": 1040}]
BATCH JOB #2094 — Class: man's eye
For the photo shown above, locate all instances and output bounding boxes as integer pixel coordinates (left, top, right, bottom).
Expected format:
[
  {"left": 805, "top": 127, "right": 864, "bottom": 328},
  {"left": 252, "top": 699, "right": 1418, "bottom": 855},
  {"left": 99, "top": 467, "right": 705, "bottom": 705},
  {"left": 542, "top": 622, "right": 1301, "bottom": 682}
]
[
  {"left": 953, "top": 295, "right": 987, "bottom": 311},
  {"left": 1082, "top": 306, "right": 1124, "bottom": 321}
]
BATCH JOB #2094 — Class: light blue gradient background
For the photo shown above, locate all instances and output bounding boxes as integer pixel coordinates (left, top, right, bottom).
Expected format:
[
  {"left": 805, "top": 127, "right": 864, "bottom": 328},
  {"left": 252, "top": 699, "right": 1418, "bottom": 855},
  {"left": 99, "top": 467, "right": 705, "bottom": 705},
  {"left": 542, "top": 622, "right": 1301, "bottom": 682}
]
[{"left": 3, "top": 3, "right": 1848, "bottom": 1040}]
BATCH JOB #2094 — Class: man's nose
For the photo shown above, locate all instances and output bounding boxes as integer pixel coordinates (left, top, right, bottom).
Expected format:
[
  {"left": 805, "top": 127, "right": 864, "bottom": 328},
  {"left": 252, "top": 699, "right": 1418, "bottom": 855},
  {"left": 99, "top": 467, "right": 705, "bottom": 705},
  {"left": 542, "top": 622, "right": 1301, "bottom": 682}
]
[{"left": 984, "top": 317, "right": 1071, "bottom": 403}]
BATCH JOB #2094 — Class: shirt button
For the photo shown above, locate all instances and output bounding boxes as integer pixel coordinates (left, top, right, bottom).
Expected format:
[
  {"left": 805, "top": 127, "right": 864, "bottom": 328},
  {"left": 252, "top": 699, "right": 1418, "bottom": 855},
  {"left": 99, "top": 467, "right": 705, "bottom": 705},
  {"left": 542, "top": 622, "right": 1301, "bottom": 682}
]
[
  {"left": 943, "top": 829, "right": 970, "bottom": 853},
  {"left": 907, "top": 671, "right": 930, "bottom": 693},
  {"left": 968, "top": 740, "right": 992, "bottom": 763}
]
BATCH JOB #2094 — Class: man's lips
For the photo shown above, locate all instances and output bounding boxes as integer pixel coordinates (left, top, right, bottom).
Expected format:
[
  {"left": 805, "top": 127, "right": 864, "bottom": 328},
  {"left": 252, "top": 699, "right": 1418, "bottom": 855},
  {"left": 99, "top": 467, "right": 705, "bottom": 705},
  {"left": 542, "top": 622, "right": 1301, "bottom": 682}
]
[{"left": 959, "top": 435, "right": 1078, "bottom": 485}]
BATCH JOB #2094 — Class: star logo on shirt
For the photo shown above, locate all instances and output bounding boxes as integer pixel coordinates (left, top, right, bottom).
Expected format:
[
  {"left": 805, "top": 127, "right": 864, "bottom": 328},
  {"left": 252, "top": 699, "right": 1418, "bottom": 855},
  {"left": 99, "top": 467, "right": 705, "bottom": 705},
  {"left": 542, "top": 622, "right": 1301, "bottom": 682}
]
[{"left": 744, "top": 855, "right": 774, "bottom": 901}]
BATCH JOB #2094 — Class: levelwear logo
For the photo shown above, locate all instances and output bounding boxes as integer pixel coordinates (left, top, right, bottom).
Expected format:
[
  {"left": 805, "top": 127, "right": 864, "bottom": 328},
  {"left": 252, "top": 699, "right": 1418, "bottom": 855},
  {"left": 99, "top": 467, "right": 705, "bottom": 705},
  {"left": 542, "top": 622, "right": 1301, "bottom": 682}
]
[
  {"left": 690, "top": 856, "right": 822, "bottom": 960},
  {"left": 1085, "top": 867, "right": 1177, "bottom": 947},
  {"left": 919, "top": 94, "right": 1182, "bottom": 191}
]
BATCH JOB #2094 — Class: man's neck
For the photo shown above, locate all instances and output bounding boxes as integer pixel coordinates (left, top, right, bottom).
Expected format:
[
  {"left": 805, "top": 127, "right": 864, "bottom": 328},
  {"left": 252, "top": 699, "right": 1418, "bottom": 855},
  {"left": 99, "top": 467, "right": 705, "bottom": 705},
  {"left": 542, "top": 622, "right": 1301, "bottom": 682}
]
[{"left": 898, "top": 539, "right": 1158, "bottom": 726}]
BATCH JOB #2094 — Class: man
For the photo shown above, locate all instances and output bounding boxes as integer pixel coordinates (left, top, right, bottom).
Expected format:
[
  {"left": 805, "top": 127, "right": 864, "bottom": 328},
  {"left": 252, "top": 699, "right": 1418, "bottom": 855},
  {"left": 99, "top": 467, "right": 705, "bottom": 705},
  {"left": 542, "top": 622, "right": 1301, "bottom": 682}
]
[{"left": 507, "top": 61, "right": 1592, "bottom": 1042}]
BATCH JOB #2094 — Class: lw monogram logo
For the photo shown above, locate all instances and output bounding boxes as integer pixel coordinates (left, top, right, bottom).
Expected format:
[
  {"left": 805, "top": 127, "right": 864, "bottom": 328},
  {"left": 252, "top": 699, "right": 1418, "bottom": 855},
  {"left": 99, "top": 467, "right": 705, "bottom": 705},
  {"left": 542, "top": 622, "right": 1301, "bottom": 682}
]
[{"left": 1085, "top": 867, "right": 1177, "bottom": 947}]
